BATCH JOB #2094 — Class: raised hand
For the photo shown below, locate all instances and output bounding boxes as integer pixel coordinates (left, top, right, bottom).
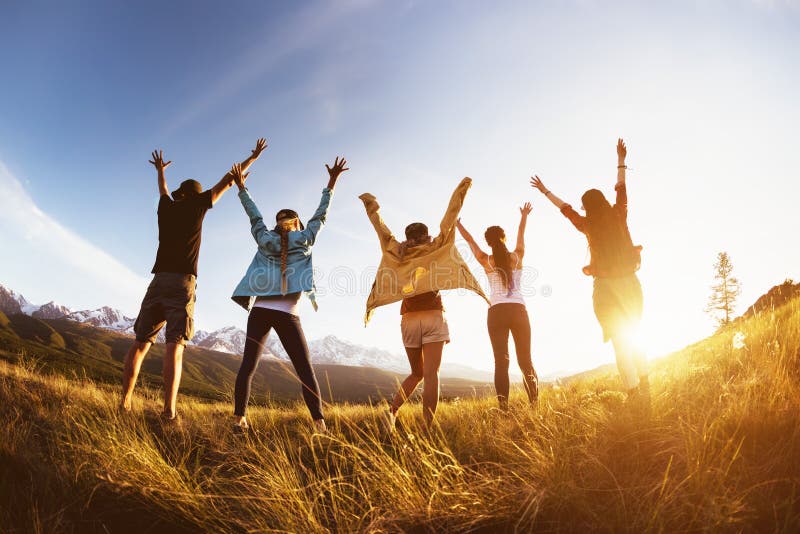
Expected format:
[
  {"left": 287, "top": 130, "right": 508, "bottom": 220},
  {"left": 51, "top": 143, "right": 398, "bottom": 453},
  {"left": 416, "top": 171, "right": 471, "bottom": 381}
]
[
  {"left": 251, "top": 138, "right": 268, "bottom": 159},
  {"left": 530, "top": 175, "right": 548, "bottom": 194},
  {"left": 149, "top": 150, "right": 172, "bottom": 172},
  {"left": 520, "top": 201, "right": 533, "bottom": 217},
  {"left": 230, "top": 163, "right": 250, "bottom": 190},
  {"left": 325, "top": 156, "right": 349, "bottom": 189},
  {"left": 617, "top": 138, "right": 627, "bottom": 163}
]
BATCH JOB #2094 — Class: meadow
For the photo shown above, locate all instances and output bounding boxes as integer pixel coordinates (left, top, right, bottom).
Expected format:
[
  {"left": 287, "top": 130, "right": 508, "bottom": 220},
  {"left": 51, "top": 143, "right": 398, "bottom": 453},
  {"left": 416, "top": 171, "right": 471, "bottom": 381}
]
[{"left": 1, "top": 296, "right": 799, "bottom": 533}]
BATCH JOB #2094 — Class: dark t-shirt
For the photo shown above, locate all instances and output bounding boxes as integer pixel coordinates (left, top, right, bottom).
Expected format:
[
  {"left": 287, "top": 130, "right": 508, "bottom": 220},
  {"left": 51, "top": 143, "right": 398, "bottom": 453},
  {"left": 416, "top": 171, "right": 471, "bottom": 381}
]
[
  {"left": 151, "top": 191, "right": 213, "bottom": 276},
  {"left": 400, "top": 291, "right": 444, "bottom": 314}
]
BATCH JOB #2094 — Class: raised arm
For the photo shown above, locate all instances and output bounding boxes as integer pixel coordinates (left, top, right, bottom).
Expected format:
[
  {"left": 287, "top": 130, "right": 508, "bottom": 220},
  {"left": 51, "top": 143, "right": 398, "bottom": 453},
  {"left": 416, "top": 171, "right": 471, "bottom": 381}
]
[
  {"left": 515, "top": 202, "right": 532, "bottom": 258},
  {"left": 210, "top": 138, "right": 268, "bottom": 205},
  {"left": 530, "top": 174, "right": 586, "bottom": 232},
  {"left": 616, "top": 138, "right": 627, "bottom": 187},
  {"left": 325, "top": 156, "right": 348, "bottom": 191},
  {"left": 432, "top": 177, "right": 472, "bottom": 247},
  {"left": 359, "top": 193, "right": 399, "bottom": 250},
  {"left": 456, "top": 219, "right": 490, "bottom": 267},
  {"left": 530, "top": 175, "right": 566, "bottom": 209},
  {"left": 149, "top": 150, "right": 172, "bottom": 197},
  {"left": 300, "top": 157, "right": 348, "bottom": 245},
  {"left": 231, "top": 163, "right": 274, "bottom": 247},
  {"left": 614, "top": 138, "right": 629, "bottom": 218}
]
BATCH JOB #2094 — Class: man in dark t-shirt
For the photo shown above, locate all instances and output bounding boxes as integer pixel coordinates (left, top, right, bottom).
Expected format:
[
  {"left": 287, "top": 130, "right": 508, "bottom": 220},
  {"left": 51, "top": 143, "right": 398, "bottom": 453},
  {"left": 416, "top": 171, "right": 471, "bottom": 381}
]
[
  {"left": 121, "top": 139, "right": 267, "bottom": 420},
  {"left": 152, "top": 188, "right": 214, "bottom": 276}
]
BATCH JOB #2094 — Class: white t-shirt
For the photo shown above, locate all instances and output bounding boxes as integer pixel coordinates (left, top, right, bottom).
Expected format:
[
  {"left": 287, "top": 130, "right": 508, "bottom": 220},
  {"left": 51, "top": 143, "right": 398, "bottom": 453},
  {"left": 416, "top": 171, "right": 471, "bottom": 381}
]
[
  {"left": 252, "top": 292, "right": 302, "bottom": 316},
  {"left": 487, "top": 269, "right": 525, "bottom": 306}
]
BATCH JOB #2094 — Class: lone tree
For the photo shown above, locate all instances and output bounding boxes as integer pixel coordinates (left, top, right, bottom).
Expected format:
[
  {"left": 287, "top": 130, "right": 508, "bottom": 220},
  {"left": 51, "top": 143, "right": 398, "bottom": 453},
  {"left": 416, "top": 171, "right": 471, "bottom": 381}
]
[{"left": 706, "top": 251, "right": 741, "bottom": 326}]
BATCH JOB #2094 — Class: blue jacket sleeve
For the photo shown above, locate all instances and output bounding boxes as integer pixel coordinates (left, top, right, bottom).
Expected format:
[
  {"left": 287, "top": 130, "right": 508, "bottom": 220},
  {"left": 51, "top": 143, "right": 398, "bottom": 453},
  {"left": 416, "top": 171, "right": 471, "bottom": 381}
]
[
  {"left": 239, "top": 189, "right": 276, "bottom": 247},
  {"left": 299, "top": 188, "right": 333, "bottom": 246}
]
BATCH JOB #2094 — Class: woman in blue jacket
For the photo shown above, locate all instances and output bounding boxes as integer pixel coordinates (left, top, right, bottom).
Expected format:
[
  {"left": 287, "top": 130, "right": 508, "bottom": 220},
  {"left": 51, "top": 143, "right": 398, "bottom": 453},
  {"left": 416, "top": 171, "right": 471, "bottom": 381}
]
[{"left": 229, "top": 157, "right": 348, "bottom": 433}]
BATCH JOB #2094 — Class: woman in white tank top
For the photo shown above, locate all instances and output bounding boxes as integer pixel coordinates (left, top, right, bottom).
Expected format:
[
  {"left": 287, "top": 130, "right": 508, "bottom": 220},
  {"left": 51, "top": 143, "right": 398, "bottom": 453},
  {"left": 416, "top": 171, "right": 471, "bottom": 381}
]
[{"left": 456, "top": 203, "right": 539, "bottom": 411}]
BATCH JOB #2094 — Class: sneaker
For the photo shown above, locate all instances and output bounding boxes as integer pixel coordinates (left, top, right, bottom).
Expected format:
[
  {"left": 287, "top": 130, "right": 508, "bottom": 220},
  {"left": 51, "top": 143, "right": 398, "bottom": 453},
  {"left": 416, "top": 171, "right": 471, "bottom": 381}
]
[{"left": 380, "top": 409, "right": 396, "bottom": 434}]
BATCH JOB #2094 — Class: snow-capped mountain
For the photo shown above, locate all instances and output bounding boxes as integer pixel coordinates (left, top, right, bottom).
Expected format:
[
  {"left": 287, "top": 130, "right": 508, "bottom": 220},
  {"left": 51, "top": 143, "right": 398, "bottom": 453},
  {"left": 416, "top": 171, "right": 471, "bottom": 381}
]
[
  {"left": 66, "top": 306, "right": 136, "bottom": 331},
  {"left": 308, "top": 335, "right": 408, "bottom": 371},
  {"left": 0, "top": 283, "right": 493, "bottom": 380},
  {"left": 191, "top": 329, "right": 212, "bottom": 345},
  {"left": 32, "top": 301, "right": 72, "bottom": 320},
  {"left": 194, "top": 326, "right": 248, "bottom": 354},
  {"left": 192, "top": 327, "right": 287, "bottom": 359},
  {"left": 0, "top": 285, "right": 29, "bottom": 316},
  {"left": 1, "top": 284, "right": 135, "bottom": 332},
  {"left": 189, "top": 329, "right": 408, "bottom": 370}
]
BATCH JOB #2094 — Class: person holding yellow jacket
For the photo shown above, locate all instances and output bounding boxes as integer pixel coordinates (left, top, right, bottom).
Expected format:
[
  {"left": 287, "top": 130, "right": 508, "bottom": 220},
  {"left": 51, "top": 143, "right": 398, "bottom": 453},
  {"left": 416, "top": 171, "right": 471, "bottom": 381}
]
[{"left": 359, "top": 177, "right": 488, "bottom": 431}]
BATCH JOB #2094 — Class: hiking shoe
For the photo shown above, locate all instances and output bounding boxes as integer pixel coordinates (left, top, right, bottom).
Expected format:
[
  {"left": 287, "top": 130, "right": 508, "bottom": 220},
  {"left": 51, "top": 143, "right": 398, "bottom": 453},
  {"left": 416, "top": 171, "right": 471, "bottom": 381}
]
[{"left": 380, "top": 409, "right": 396, "bottom": 434}]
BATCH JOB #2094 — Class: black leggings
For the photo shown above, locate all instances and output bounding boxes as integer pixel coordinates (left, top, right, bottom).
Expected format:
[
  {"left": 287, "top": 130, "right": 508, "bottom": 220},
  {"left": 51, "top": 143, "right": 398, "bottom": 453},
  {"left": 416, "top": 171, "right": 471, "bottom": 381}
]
[
  {"left": 234, "top": 307, "right": 324, "bottom": 420},
  {"left": 487, "top": 303, "right": 538, "bottom": 405}
]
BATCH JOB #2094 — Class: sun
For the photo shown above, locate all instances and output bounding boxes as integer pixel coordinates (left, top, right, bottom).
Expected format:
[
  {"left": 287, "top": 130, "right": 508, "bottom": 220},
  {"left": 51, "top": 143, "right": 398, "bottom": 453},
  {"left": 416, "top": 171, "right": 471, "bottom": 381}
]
[{"left": 631, "top": 315, "right": 682, "bottom": 361}]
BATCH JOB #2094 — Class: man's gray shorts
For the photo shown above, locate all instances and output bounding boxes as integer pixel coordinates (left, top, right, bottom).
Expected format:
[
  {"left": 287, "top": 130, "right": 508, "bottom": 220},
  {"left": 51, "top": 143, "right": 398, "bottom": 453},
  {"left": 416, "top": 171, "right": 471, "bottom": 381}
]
[{"left": 133, "top": 273, "right": 196, "bottom": 345}]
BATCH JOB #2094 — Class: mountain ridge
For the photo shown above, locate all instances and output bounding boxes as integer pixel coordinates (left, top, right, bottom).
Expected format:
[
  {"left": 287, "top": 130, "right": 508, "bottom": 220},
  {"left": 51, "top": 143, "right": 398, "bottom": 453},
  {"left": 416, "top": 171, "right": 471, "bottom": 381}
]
[{"left": 0, "top": 283, "right": 493, "bottom": 380}]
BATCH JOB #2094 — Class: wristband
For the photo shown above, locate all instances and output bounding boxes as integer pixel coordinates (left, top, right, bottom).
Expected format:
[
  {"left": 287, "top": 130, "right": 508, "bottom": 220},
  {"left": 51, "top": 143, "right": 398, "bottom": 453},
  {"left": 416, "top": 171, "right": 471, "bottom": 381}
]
[{"left": 617, "top": 165, "right": 627, "bottom": 169}]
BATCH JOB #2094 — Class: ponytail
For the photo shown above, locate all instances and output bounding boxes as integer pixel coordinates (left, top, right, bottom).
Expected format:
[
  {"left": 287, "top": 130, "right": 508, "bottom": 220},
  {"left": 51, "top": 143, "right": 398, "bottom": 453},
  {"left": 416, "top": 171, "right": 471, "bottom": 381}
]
[{"left": 484, "top": 226, "right": 513, "bottom": 292}]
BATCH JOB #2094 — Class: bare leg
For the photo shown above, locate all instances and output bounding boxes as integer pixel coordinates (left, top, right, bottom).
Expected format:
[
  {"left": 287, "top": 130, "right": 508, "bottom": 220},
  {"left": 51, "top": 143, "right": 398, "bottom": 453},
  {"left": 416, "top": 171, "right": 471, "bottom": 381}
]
[
  {"left": 162, "top": 342, "right": 185, "bottom": 418},
  {"left": 391, "top": 347, "right": 424, "bottom": 414},
  {"left": 612, "top": 334, "right": 639, "bottom": 392},
  {"left": 421, "top": 341, "right": 444, "bottom": 429},
  {"left": 121, "top": 340, "right": 152, "bottom": 410},
  {"left": 509, "top": 307, "right": 538, "bottom": 405}
]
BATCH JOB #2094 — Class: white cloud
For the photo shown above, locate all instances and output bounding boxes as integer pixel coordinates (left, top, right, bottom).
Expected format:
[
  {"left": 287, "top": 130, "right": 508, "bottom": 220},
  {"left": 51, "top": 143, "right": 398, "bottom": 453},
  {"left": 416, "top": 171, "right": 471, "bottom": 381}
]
[{"left": 0, "top": 159, "right": 148, "bottom": 313}]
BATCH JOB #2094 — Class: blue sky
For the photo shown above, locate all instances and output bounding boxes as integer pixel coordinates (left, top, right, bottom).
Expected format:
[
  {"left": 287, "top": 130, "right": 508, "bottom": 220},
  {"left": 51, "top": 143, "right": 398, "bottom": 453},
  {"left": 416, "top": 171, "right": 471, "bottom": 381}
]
[{"left": 1, "top": 0, "right": 799, "bottom": 376}]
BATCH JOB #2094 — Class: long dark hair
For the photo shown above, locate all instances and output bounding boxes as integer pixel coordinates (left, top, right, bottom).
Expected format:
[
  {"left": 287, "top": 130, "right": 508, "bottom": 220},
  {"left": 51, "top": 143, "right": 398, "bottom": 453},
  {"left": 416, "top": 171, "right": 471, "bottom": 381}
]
[
  {"left": 581, "top": 188, "right": 635, "bottom": 273},
  {"left": 484, "top": 226, "right": 513, "bottom": 289}
]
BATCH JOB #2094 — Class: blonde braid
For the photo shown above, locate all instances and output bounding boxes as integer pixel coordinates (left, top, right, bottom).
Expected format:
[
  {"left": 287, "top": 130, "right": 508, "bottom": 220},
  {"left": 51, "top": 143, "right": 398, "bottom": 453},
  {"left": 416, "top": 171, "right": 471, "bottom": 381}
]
[{"left": 279, "top": 225, "right": 290, "bottom": 294}]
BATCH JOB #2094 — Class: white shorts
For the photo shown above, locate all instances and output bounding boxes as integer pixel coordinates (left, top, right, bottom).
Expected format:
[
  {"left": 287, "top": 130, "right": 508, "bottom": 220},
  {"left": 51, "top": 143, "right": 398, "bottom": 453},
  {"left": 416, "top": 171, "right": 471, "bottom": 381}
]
[{"left": 400, "top": 310, "right": 450, "bottom": 348}]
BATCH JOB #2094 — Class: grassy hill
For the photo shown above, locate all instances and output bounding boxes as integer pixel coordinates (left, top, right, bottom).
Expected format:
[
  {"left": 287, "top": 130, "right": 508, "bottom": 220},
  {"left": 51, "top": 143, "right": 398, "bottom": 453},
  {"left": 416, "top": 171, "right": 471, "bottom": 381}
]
[
  {"left": 1, "top": 296, "right": 799, "bottom": 532},
  {"left": 0, "top": 314, "right": 492, "bottom": 405}
]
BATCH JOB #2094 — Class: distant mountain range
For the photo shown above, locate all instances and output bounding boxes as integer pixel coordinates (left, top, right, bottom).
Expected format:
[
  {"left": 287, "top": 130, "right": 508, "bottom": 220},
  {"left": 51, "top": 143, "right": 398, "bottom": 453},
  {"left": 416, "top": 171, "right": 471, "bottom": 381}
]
[
  {"left": 0, "top": 283, "right": 494, "bottom": 381},
  {"left": 0, "top": 293, "right": 494, "bottom": 404}
]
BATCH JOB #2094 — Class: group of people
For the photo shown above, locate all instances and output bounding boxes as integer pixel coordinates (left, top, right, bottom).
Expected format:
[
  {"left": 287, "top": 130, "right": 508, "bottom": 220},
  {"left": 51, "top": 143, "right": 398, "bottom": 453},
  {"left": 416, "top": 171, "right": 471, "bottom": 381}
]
[{"left": 119, "top": 137, "right": 648, "bottom": 434}]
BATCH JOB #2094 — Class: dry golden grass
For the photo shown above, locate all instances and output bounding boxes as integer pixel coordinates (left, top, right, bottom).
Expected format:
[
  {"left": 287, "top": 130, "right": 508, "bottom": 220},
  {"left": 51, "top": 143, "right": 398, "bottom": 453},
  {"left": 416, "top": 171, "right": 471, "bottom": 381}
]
[{"left": 1, "top": 298, "right": 799, "bottom": 533}]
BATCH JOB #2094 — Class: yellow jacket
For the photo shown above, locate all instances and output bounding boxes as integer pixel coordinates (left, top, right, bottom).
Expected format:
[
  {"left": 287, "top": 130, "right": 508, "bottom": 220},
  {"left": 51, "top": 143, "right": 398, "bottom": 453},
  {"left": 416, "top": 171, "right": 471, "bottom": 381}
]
[{"left": 359, "top": 177, "right": 489, "bottom": 324}]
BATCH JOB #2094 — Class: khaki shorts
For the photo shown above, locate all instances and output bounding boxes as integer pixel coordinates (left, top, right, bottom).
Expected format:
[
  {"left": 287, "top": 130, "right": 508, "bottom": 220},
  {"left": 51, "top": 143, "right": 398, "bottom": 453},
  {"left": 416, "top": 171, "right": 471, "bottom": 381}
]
[
  {"left": 401, "top": 310, "right": 450, "bottom": 348},
  {"left": 134, "top": 273, "right": 196, "bottom": 345}
]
